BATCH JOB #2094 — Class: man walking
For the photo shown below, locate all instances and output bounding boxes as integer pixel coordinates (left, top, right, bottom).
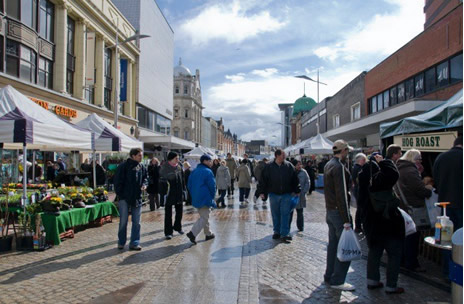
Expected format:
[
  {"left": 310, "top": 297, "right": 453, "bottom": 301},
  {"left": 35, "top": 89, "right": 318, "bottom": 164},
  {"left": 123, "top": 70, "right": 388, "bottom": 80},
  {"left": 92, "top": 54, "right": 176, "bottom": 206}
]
[
  {"left": 253, "top": 158, "right": 268, "bottom": 204},
  {"left": 323, "top": 140, "right": 354, "bottom": 290},
  {"left": 159, "top": 152, "right": 185, "bottom": 240},
  {"left": 225, "top": 153, "right": 237, "bottom": 197},
  {"left": 257, "top": 149, "right": 300, "bottom": 242},
  {"left": 113, "top": 148, "right": 148, "bottom": 251},
  {"left": 352, "top": 153, "right": 367, "bottom": 233},
  {"left": 186, "top": 154, "right": 217, "bottom": 244}
]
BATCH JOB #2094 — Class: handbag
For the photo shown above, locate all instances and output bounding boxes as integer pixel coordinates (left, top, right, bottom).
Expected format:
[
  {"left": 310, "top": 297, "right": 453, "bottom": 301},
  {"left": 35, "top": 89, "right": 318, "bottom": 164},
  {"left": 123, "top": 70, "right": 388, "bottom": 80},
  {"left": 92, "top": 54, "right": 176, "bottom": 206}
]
[
  {"left": 394, "top": 184, "right": 430, "bottom": 228},
  {"left": 369, "top": 190, "right": 401, "bottom": 219}
]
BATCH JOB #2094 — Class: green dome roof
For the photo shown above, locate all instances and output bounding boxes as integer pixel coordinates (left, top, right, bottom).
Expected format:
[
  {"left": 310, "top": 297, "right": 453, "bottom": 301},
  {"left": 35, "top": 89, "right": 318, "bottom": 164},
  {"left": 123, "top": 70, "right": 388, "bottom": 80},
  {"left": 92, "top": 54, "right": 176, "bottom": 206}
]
[{"left": 293, "top": 94, "right": 316, "bottom": 116}]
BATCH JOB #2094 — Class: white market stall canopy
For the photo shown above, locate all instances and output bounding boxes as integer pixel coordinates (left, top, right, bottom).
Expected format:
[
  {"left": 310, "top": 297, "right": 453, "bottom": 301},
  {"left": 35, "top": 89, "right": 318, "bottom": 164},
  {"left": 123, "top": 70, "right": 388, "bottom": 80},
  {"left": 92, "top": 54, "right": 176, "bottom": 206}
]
[
  {"left": 184, "top": 146, "right": 218, "bottom": 159},
  {"left": 76, "top": 113, "right": 143, "bottom": 152},
  {"left": 286, "top": 134, "right": 334, "bottom": 156},
  {"left": 0, "top": 85, "right": 93, "bottom": 151}
]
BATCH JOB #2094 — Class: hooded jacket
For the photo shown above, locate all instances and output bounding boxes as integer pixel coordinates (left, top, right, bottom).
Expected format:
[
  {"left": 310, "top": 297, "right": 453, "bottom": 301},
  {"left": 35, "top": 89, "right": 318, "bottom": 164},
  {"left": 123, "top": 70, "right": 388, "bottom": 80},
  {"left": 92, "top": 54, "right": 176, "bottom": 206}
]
[
  {"left": 216, "top": 165, "right": 231, "bottom": 190},
  {"left": 113, "top": 158, "right": 148, "bottom": 207},
  {"left": 236, "top": 163, "right": 252, "bottom": 188},
  {"left": 188, "top": 163, "right": 217, "bottom": 208},
  {"left": 225, "top": 158, "right": 238, "bottom": 178}
]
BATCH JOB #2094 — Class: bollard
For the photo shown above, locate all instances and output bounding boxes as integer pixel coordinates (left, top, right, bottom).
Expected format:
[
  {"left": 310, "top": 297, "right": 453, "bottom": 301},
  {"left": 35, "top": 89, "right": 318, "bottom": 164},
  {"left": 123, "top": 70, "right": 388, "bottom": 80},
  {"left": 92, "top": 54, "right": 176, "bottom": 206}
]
[{"left": 450, "top": 228, "right": 463, "bottom": 304}]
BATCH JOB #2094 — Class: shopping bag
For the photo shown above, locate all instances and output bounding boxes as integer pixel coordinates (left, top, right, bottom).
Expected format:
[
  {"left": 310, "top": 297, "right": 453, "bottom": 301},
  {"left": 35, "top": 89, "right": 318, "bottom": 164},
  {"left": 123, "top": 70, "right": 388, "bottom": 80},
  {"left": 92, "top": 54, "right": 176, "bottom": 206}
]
[
  {"left": 336, "top": 228, "right": 362, "bottom": 262},
  {"left": 425, "top": 190, "right": 441, "bottom": 227},
  {"left": 398, "top": 207, "right": 417, "bottom": 236}
]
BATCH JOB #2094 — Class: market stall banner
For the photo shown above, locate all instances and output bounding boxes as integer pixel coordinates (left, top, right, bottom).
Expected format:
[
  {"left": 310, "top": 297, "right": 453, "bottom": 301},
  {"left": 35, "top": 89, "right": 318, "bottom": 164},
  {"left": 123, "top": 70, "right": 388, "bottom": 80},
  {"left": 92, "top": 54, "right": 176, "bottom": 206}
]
[
  {"left": 0, "top": 85, "right": 93, "bottom": 151},
  {"left": 76, "top": 113, "right": 142, "bottom": 153},
  {"left": 394, "top": 131, "right": 458, "bottom": 152}
]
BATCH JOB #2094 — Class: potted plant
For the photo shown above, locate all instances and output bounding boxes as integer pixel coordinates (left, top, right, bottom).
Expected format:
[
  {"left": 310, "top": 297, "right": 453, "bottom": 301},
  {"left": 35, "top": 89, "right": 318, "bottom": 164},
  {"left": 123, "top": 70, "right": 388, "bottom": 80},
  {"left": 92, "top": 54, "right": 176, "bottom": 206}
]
[{"left": 0, "top": 182, "right": 13, "bottom": 252}]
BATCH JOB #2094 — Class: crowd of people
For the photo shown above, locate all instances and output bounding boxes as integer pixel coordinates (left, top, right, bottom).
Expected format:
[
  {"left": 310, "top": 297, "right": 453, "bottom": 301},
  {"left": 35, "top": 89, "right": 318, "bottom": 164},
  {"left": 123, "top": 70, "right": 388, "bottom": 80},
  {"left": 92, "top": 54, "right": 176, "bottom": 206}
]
[{"left": 111, "top": 136, "right": 462, "bottom": 293}]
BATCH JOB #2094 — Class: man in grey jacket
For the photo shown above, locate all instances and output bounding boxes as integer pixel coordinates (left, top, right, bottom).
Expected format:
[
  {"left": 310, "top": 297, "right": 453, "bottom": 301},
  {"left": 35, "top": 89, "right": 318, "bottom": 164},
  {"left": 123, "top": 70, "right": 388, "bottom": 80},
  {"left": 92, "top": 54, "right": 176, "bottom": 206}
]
[{"left": 323, "top": 139, "right": 354, "bottom": 291}]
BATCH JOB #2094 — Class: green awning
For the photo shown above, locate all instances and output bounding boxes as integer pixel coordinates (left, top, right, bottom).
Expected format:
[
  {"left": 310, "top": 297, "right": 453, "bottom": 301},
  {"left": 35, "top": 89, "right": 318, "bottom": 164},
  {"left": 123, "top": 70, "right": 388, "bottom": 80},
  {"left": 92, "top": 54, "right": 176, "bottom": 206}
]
[{"left": 380, "top": 89, "right": 463, "bottom": 138}]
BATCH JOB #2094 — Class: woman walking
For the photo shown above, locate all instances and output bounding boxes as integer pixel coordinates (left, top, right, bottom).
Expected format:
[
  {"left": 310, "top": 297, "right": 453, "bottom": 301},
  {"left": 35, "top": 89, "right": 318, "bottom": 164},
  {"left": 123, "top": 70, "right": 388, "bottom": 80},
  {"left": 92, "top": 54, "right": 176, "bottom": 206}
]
[
  {"left": 215, "top": 160, "right": 231, "bottom": 208},
  {"left": 147, "top": 157, "right": 160, "bottom": 211},
  {"left": 289, "top": 160, "right": 310, "bottom": 232},
  {"left": 183, "top": 161, "right": 192, "bottom": 206},
  {"left": 236, "top": 159, "right": 252, "bottom": 205},
  {"left": 211, "top": 158, "right": 220, "bottom": 177}
]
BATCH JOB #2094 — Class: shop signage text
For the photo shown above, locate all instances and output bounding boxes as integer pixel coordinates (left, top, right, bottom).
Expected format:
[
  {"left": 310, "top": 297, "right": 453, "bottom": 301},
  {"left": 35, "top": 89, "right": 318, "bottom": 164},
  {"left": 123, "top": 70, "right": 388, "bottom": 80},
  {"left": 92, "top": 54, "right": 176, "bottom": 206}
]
[
  {"left": 394, "top": 131, "right": 458, "bottom": 152},
  {"left": 30, "top": 97, "right": 49, "bottom": 110},
  {"left": 55, "top": 105, "right": 77, "bottom": 118}
]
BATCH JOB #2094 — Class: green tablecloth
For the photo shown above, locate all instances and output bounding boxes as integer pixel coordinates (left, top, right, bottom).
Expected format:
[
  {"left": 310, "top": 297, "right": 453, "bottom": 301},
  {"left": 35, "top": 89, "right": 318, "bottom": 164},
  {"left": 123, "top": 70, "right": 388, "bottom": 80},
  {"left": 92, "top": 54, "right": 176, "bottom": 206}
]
[{"left": 40, "top": 201, "right": 119, "bottom": 245}]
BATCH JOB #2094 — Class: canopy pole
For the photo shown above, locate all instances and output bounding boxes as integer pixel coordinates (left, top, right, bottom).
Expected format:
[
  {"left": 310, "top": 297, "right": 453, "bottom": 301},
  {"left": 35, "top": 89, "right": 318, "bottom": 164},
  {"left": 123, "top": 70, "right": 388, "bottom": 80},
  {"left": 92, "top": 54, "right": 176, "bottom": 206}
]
[
  {"left": 93, "top": 150, "right": 97, "bottom": 190},
  {"left": 32, "top": 150, "right": 36, "bottom": 183},
  {"left": 22, "top": 144, "right": 27, "bottom": 218}
]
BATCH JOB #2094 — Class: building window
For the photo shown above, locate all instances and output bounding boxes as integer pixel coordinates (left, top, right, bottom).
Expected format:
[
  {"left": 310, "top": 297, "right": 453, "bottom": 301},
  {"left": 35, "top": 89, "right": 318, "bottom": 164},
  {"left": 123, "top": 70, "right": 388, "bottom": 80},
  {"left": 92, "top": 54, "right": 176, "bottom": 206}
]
[
  {"left": 156, "top": 114, "right": 171, "bottom": 135},
  {"left": 450, "top": 53, "right": 462, "bottom": 83},
  {"left": 415, "top": 74, "right": 424, "bottom": 96},
  {"left": 174, "top": 129, "right": 179, "bottom": 137},
  {"left": 175, "top": 85, "right": 179, "bottom": 94},
  {"left": 66, "top": 17, "right": 75, "bottom": 94},
  {"left": 436, "top": 61, "right": 449, "bottom": 87},
  {"left": 184, "top": 130, "right": 189, "bottom": 140},
  {"left": 383, "top": 90, "right": 389, "bottom": 109},
  {"left": 39, "top": 0, "right": 54, "bottom": 42},
  {"left": 184, "top": 108, "right": 189, "bottom": 118},
  {"left": 104, "top": 48, "right": 112, "bottom": 109},
  {"left": 184, "top": 85, "right": 188, "bottom": 94},
  {"left": 5, "top": 0, "right": 19, "bottom": 20},
  {"left": 425, "top": 67, "right": 436, "bottom": 93},
  {"left": 19, "top": 45, "right": 37, "bottom": 83},
  {"left": 370, "top": 96, "right": 377, "bottom": 113},
  {"left": 404, "top": 78, "right": 414, "bottom": 100},
  {"left": 397, "top": 83, "right": 405, "bottom": 103},
  {"left": 38, "top": 57, "right": 53, "bottom": 89},
  {"left": 85, "top": 86, "right": 94, "bottom": 104},
  {"left": 6, "top": 39, "right": 19, "bottom": 77},
  {"left": 174, "top": 108, "right": 179, "bottom": 118},
  {"left": 377, "top": 93, "right": 383, "bottom": 111},
  {"left": 21, "top": 0, "right": 37, "bottom": 30},
  {"left": 332, "top": 114, "right": 340, "bottom": 128},
  {"left": 390, "top": 86, "right": 398, "bottom": 106},
  {"left": 351, "top": 103, "right": 360, "bottom": 121}
]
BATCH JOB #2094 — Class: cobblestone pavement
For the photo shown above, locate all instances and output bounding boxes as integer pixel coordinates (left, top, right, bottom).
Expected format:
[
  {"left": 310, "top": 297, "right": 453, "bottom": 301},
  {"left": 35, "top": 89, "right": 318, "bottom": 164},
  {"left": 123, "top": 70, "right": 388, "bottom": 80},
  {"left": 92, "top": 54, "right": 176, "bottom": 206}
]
[{"left": 0, "top": 185, "right": 452, "bottom": 304}]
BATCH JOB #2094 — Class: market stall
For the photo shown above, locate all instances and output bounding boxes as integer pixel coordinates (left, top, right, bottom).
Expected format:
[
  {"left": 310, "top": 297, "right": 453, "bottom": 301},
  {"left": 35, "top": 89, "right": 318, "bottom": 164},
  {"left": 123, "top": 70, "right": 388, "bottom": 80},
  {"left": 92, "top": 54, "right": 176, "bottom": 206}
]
[{"left": 184, "top": 146, "right": 217, "bottom": 169}]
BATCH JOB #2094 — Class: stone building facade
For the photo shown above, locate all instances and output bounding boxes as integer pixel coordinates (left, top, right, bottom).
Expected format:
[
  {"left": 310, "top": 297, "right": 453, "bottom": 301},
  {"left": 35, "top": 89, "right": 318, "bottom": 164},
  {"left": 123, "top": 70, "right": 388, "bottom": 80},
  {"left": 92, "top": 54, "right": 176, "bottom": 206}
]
[{"left": 172, "top": 58, "right": 202, "bottom": 144}]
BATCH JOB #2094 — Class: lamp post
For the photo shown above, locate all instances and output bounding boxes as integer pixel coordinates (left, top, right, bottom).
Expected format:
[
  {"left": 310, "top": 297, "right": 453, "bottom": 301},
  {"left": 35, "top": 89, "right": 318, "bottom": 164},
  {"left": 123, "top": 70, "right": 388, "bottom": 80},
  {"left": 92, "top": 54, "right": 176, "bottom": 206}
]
[
  {"left": 295, "top": 70, "right": 327, "bottom": 134},
  {"left": 107, "top": 23, "right": 150, "bottom": 128}
]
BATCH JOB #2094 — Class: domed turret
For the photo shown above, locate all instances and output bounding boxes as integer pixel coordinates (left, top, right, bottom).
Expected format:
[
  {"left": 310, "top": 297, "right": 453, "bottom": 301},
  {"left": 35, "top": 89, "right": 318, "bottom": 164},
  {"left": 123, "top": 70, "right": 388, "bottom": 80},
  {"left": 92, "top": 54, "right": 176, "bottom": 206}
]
[
  {"left": 293, "top": 94, "right": 317, "bottom": 116},
  {"left": 174, "top": 58, "right": 192, "bottom": 77}
]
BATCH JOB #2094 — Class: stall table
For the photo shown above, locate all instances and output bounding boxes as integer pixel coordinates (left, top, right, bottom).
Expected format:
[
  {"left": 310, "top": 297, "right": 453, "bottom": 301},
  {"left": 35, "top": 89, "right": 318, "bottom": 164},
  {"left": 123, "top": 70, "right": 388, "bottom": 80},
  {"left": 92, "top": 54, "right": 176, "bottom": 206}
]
[{"left": 40, "top": 201, "right": 119, "bottom": 245}]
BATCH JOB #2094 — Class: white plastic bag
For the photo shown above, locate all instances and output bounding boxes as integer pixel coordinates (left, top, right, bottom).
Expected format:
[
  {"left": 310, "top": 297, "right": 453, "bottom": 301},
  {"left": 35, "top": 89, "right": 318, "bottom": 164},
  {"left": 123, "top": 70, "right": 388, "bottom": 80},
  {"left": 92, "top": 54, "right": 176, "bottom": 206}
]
[
  {"left": 337, "top": 228, "right": 362, "bottom": 262},
  {"left": 425, "top": 190, "right": 441, "bottom": 227},
  {"left": 398, "top": 207, "right": 417, "bottom": 236}
]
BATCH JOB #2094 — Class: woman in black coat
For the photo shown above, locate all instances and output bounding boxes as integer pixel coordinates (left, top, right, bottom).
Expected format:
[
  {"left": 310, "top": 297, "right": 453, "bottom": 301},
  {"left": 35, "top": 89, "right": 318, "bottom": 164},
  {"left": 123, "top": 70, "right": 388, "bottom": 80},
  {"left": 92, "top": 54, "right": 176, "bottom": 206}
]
[
  {"left": 183, "top": 161, "right": 192, "bottom": 205},
  {"left": 359, "top": 155, "right": 405, "bottom": 294},
  {"left": 147, "top": 157, "right": 160, "bottom": 211},
  {"left": 211, "top": 159, "right": 220, "bottom": 177}
]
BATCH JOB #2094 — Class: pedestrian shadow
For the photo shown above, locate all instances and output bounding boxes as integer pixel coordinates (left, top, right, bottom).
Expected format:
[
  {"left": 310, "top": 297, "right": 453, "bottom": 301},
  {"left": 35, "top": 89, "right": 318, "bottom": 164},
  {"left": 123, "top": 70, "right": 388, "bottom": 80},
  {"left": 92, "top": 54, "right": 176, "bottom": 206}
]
[
  {"left": 302, "top": 283, "right": 344, "bottom": 304},
  {"left": 118, "top": 243, "right": 191, "bottom": 266},
  {"left": 210, "top": 235, "right": 281, "bottom": 262}
]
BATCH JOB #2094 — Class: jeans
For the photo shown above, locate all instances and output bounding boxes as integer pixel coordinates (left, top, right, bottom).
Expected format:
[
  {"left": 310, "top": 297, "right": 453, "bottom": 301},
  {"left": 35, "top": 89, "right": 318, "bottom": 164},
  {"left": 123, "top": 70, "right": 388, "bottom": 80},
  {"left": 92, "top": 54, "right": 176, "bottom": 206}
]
[
  {"left": 217, "top": 189, "right": 227, "bottom": 205},
  {"left": 367, "top": 236, "right": 404, "bottom": 289},
  {"left": 148, "top": 193, "right": 159, "bottom": 211},
  {"left": 164, "top": 201, "right": 183, "bottom": 236},
  {"left": 228, "top": 179, "right": 235, "bottom": 195},
  {"left": 289, "top": 208, "right": 304, "bottom": 231},
  {"left": 239, "top": 188, "right": 250, "bottom": 202},
  {"left": 191, "top": 207, "right": 212, "bottom": 237},
  {"left": 118, "top": 200, "right": 142, "bottom": 247},
  {"left": 324, "top": 210, "right": 351, "bottom": 285},
  {"left": 269, "top": 193, "right": 293, "bottom": 237}
]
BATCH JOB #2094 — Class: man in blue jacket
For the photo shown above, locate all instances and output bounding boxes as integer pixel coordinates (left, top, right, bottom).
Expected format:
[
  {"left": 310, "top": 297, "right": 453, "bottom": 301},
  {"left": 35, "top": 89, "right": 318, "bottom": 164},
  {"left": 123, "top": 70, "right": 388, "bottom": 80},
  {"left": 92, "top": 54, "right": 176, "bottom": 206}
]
[
  {"left": 186, "top": 154, "right": 217, "bottom": 244},
  {"left": 113, "top": 148, "right": 148, "bottom": 251}
]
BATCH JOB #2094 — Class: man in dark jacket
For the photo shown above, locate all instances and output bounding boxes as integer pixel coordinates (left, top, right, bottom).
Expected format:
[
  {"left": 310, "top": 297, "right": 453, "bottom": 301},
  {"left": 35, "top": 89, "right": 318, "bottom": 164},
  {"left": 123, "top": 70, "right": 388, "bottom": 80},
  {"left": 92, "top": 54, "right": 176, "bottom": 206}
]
[
  {"left": 159, "top": 151, "right": 185, "bottom": 240},
  {"left": 323, "top": 139, "right": 354, "bottom": 291},
  {"left": 147, "top": 157, "right": 160, "bottom": 211},
  {"left": 257, "top": 149, "right": 300, "bottom": 242},
  {"left": 433, "top": 136, "right": 463, "bottom": 230},
  {"left": 113, "top": 148, "right": 148, "bottom": 251},
  {"left": 253, "top": 158, "right": 268, "bottom": 203},
  {"left": 352, "top": 153, "right": 367, "bottom": 233},
  {"left": 359, "top": 154, "right": 405, "bottom": 294}
]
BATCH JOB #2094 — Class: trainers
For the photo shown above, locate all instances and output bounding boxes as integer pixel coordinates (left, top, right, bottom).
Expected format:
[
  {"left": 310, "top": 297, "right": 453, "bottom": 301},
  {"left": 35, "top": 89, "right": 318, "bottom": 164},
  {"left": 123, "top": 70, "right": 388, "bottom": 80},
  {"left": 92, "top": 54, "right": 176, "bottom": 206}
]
[
  {"left": 129, "top": 245, "right": 142, "bottom": 251},
  {"left": 165, "top": 235, "right": 172, "bottom": 240},
  {"left": 272, "top": 233, "right": 281, "bottom": 239},
  {"left": 186, "top": 231, "right": 197, "bottom": 244},
  {"left": 205, "top": 233, "right": 215, "bottom": 241},
  {"left": 117, "top": 244, "right": 124, "bottom": 250},
  {"left": 330, "top": 283, "right": 355, "bottom": 291},
  {"left": 175, "top": 230, "right": 185, "bottom": 235}
]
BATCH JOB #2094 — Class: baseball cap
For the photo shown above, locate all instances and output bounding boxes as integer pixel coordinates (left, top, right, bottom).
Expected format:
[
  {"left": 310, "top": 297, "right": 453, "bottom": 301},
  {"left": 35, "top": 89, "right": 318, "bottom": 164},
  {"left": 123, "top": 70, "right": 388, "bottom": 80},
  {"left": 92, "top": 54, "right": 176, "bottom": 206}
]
[
  {"left": 200, "top": 154, "right": 212, "bottom": 163},
  {"left": 332, "top": 140, "right": 354, "bottom": 153}
]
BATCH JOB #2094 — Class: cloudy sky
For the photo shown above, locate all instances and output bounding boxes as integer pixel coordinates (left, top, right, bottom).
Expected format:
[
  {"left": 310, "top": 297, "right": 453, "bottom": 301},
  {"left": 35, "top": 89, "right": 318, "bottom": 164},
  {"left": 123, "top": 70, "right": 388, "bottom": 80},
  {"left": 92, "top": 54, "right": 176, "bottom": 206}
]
[{"left": 156, "top": 0, "right": 424, "bottom": 146}]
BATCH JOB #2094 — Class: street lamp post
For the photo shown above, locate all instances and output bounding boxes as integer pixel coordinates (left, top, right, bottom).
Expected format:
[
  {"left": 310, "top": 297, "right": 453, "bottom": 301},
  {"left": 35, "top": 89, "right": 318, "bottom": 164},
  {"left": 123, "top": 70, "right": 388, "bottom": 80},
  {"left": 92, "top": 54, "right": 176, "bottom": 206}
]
[{"left": 107, "top": 22, "right": 150, "bottom": 128}]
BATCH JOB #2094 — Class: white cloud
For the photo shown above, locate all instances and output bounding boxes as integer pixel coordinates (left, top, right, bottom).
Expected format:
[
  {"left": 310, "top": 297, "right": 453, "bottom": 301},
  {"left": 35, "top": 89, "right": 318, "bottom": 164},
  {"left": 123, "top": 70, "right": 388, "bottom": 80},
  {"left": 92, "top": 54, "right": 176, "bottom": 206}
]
[
  {"left": 179, "top": 1, "right": 287, "bottom": 46},
  {"left": 225, "top": 73, "right": 245, "bottom": 82},
  {"left": 314, "top": 0, "right": 424, "bottom": 62},
  {"left": 251, "top": 68, "right": 278, "bottom": 78}
]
